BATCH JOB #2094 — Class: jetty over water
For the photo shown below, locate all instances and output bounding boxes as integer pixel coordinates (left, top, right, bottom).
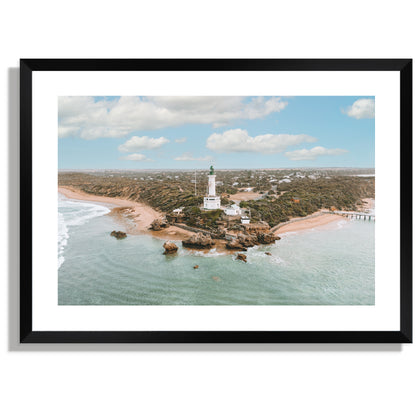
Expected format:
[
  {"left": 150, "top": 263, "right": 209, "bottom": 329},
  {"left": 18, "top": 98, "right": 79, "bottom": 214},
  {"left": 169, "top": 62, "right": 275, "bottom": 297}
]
[{"left": 327, "top": 210, "right": 375, "bottom": 221}]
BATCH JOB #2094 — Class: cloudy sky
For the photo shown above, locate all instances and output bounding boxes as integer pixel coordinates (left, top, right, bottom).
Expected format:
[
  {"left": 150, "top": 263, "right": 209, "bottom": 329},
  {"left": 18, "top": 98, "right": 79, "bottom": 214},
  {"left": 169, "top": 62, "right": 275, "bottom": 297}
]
[{"left": 58, "top": 96, "right": 375, "bottom": 169}]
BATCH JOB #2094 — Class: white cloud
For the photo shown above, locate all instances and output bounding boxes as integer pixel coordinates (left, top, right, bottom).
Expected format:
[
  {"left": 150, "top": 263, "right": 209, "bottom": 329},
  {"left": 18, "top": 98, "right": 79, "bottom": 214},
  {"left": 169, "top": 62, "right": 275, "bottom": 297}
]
[
  {"left": 58, "top": 96, "right": 288, "bottom": 140},
  {"left": 343, "top": 98, "right": 375, "bottom": 119},
  {"left": 206, "top": 129, "right": 317, "bottom": 154},
  {"left": 58, "top": 125, "right": 80, "bottom": 138},
  {"left": 175, "top": 137, "right": 187, "bottom": 143},
  {"left": 119, "top": 153, "right": 153, "bottom": 161},
  {"left": 285, "top": 146, "right": 348, "bottom": 161},
  {"left": 174, "top": 152, "right": 212, "bottom": 161},
  {"left": 118, "top": 136, "right": 169, "bottom": 152}
]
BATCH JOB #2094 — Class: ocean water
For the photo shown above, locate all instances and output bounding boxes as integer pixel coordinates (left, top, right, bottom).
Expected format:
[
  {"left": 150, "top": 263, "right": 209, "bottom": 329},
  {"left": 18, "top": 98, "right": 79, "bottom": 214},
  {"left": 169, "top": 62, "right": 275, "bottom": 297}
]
[{"left": 58, "top": 193, "right": 375, "bottom": 305}]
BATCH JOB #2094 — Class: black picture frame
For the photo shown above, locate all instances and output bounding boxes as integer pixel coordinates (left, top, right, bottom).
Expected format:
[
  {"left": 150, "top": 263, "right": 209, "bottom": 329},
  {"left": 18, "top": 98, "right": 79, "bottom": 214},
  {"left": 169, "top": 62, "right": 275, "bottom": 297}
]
[{"left": 20, "top": 59, "right": 412, "bottom": 343}]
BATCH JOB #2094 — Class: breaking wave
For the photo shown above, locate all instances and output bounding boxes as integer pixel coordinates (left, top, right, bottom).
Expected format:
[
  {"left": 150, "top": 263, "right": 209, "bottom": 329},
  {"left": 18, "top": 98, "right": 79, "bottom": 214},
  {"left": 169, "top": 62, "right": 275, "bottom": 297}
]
[{"left": 58, "top": 194, "right": 110, "bottom": 269}]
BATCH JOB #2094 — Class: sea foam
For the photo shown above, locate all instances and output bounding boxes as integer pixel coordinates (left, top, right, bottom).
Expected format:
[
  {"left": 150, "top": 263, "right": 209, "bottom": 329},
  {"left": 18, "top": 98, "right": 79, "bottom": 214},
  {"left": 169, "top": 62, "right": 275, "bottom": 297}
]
[{"left": 58, "top": 194, "right": 111, "bottom": 269}]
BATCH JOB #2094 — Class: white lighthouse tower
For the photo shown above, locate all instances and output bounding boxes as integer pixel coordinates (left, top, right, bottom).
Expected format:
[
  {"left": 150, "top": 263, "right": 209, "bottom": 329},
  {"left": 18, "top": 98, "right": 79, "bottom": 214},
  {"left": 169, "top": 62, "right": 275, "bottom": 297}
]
[{"left": 203, "top": 165, "right": 221, "bottom": 210}]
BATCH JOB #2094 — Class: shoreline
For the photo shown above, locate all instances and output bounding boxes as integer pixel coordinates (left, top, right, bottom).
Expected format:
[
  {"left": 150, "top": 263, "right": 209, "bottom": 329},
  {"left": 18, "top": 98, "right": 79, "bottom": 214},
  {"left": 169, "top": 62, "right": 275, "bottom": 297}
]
[
  {"left": 273, "top": 197, "right": 375, "bottom": 235},
  {"left": 58, "top": 186, "right": 195, "bottom": 241},
  {"left": 274, "top": 212, "right": 347, "bottom": 235},
  {"left": 59, "top": 186, "right": 371, "bottom": 246}
]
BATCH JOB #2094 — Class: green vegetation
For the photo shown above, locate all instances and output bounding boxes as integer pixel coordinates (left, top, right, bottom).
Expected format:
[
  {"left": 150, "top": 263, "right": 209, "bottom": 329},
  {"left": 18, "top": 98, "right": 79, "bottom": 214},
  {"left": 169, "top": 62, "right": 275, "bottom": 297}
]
[
  {"left": 200, "top": 209, "right": 223, "bottom": 228},
  {"left": 182, "top": 206, "right": 201, "bottom": 227},
  {"left": 180, "top": 208, "right": 223, "bottom": 229},
  {"left": 241, "top": 177, "right": 374, "bottom": 227},
  {"left": 59, "top": 169, "right": 375, "bottom": 230},
  {"left": 223, "top": 187, "right": 238, "bottom": 195}
]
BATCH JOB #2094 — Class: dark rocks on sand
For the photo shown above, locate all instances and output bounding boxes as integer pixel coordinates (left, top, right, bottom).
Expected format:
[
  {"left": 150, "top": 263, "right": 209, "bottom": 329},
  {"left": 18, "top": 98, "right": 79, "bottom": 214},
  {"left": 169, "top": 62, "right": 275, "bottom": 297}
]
[
  {"left": 149, "top": 218, "right": 169, "bottom": 231},
  {"left": 110, "top": 230, "right": 127, "bottom": 239},
  {"left": 163, "top": 241, "right": 178, "bottom": 255},
  {"left": 236, "top": 253, "right": 247, "bottom": 262},
  {"left": 182, "top": 233, "right": 215, "bottom": 249}
]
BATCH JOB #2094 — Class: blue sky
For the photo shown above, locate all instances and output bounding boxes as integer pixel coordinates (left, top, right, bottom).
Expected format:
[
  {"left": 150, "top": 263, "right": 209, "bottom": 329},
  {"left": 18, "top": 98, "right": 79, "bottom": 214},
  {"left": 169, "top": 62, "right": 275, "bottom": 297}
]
[{"left": 58, "top": 96, "right": 375, "bottom": 169}]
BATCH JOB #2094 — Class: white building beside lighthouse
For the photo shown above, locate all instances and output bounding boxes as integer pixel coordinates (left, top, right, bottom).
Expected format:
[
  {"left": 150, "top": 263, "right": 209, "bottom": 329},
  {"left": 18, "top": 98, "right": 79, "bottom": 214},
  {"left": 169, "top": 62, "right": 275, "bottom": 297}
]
[{"left": 203, "top": 166, "right": 221, "bottom": 210}]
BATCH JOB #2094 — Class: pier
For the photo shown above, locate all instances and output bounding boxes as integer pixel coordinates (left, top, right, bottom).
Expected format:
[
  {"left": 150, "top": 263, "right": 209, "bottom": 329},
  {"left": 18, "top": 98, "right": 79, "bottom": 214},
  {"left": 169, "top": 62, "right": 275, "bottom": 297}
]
[{"left": 327, "top": 210, "right": 375, "bottom": 221}]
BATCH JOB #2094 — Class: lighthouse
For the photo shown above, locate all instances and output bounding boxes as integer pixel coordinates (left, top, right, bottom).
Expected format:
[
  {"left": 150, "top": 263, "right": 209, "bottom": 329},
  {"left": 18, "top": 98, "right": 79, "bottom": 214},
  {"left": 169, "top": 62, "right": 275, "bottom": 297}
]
[{"left": 203, "top": 166, "right": 221, "bottom": 210}]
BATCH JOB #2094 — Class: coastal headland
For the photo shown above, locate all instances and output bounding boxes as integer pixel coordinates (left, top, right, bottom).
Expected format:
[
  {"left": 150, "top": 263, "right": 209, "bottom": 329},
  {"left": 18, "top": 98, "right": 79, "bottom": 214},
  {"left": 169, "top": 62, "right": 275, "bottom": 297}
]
[
  {"left": 59, "top": 185, "right": 343, "bottom": 254},
  {"left": 59, "top": 168, "right": 375, "bottom": 253},
  {"left": 58, "top": 186, "right": 279, "bottom": 253}
]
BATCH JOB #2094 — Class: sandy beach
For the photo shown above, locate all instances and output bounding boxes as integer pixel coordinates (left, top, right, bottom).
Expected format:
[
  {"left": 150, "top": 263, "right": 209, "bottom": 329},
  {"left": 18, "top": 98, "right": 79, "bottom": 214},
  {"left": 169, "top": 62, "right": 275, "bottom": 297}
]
[
  {"left": 273, "top": 213, "right": 345, "bottom": 234},
  {"left": 58, "top": 186, "right": 194, "bottom": 241},
  {"left": 272, "top": 197, "right": 374, "bottom": 235}
]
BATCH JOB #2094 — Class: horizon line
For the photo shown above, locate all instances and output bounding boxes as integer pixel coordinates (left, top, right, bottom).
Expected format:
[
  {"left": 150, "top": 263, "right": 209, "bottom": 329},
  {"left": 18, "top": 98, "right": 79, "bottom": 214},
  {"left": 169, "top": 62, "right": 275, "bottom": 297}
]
[{"left": 58, "top": 166, "right": 375, "bottom": 171}]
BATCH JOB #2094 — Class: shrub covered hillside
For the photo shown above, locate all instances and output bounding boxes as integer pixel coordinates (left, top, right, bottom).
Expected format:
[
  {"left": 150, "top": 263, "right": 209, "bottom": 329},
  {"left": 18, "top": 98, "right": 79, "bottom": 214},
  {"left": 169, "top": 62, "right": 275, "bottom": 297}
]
[
  {"left": 240, "top": 176, "right": 375, "bottom": 227},
  {"left": 59, "top": 171, "right": 374, "bottom": 229},
  {"left": 58, "top": 172, "right": 231, "bottom": 213}
]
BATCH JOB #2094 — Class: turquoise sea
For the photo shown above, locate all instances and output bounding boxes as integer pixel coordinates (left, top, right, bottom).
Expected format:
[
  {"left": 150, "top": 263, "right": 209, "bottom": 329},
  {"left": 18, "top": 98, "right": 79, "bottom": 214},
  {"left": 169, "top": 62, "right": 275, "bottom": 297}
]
[{"left": 58, "top": 193, "right": 375, "bottom": 305}]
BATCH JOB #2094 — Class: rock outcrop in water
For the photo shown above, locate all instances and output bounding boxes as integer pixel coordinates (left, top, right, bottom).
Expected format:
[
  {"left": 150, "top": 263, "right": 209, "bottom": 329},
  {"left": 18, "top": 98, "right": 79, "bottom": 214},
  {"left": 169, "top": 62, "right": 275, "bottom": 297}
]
[
  {"left": 163, "top": 241, "right": 178, "bottom": 255},
  {"left": 182, "top": 233, "right": 215, "bottom": 249},
  {"left": 149, "top": 218, "right": 169, "bottom": 231},
  {"left": 226, "top": 232, "right": 280, "bottom": 250},
  {"left": 236, "top": 253, "right": 247, "bottom": 262},
  {"left": 257, "top": 232, "right": 280, "bottom": 244},
  {"left": 226, "top": 233, "right": 258, "bottom": 251},
  {"left": 110, "top": 230, "right": 127, "bottom": 239},
  {"left": 226, "top": 239, "right": 246, "bottom": 251}
]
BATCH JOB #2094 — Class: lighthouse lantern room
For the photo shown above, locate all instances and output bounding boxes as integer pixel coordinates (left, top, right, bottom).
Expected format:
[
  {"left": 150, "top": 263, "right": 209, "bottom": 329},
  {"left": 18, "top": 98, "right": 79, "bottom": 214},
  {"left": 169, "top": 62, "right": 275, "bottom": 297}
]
[{"left": 203, "top": 166, "right": 221, "bottom": 210}]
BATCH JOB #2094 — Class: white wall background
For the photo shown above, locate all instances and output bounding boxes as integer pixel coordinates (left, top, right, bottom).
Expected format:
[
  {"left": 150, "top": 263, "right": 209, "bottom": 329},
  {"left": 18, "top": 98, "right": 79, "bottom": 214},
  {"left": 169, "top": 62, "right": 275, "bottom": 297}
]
[{"left": 1, "top": 1, "right": 414, "bottom": 415}]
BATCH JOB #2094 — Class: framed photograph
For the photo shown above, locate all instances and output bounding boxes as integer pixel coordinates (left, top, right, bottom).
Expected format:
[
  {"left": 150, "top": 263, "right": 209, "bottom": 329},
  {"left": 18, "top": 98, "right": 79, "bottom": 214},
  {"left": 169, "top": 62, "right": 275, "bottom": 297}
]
[{"left": 20, "top": 59, "right": 412, "bottom": 343}]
